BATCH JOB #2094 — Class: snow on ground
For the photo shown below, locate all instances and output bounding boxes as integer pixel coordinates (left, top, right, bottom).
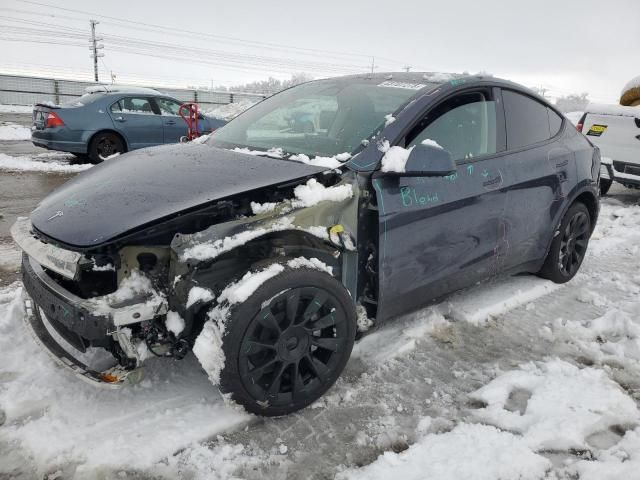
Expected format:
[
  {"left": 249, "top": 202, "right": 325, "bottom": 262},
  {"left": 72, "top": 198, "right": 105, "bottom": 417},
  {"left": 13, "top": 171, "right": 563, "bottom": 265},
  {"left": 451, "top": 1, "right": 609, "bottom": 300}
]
[
  {"left": 337, "top": 423, "right": 551, "bottom": 480},
  {"left": 0, "top": 152, "right": 92, "bottom": 173},
  {"left": 0, "top": 124, "right": 31, "bottom": 141},
  {"left": 0, "top": 104, "right": 33, "bottom": 114},
  {"left": 1, "top": 193, "right": 640, "bottom": 478}
]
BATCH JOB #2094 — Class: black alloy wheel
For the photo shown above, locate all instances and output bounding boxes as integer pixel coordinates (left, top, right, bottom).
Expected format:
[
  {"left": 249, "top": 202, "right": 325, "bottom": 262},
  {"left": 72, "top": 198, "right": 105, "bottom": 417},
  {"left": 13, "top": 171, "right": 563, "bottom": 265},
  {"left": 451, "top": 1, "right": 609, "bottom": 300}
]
[
  {"left": 558, "top": 210, "right": 590, "bottom": 277},
  {"left": 218, "top": 267, "right": 356, "bottom": 416}
]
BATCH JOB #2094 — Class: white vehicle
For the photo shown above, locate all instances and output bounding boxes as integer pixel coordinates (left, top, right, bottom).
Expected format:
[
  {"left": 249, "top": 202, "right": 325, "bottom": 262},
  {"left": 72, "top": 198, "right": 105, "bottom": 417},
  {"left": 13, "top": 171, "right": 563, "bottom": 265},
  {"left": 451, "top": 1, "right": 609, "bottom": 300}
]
[{"left": 578, "top": 103, "right": 640, "bottom": 195}]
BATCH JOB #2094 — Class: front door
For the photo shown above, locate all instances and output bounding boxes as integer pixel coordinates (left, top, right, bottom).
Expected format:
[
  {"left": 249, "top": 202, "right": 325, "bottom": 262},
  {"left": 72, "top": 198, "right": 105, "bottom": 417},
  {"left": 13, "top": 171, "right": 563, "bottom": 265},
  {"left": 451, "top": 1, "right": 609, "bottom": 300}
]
[
  {"left": 374, "top": 88, "right": 509, "bottom": 320},
  {"left": 109, "top": 96, "right": 164, "bottom": 150}
]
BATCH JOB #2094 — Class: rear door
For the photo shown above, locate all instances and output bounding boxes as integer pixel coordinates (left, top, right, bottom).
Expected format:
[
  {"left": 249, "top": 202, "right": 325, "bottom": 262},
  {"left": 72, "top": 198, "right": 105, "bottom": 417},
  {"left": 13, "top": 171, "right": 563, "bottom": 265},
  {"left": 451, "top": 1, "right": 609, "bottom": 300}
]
[
  {"left": 154, "top": 97, "right": 189, "bottom": 143},
  {"left": 108, "top": 96, "right": 164, "bottom": 149},
  {"left": 374, "top": 87, "right": 508, "bottom": 320},
  {"left": 498, "top": 89, "right": 574, "bottom": 269}
]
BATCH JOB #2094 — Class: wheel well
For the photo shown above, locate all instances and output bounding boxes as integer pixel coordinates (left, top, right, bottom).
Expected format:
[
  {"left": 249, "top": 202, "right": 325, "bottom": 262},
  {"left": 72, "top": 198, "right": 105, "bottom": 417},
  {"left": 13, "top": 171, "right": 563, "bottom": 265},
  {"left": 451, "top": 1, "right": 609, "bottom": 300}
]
[
  {"left": 89, "top": 129, "right": 128, "bottom": 152},
  {"left": 573, "top": 191, "right": 598, "bottom": 231}
]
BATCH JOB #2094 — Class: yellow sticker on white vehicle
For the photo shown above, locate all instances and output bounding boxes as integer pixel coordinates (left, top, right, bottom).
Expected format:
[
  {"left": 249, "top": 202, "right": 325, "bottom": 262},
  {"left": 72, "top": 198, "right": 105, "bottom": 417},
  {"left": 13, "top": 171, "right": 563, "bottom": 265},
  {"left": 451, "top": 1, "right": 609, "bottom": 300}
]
[{"left": 586, "top": 124, "right": 607, "bottom": 136}]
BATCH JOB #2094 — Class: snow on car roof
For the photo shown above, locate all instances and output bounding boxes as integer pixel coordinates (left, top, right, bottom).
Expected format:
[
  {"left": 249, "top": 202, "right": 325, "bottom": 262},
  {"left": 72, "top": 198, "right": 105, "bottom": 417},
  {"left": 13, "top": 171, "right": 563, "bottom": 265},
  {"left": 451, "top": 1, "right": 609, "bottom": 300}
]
[
  {"left": 84, "top": 85, "right": 162, "bottom": 96},
  {"left": 585, "top": 102, "right": 640, "bottom": 117}
]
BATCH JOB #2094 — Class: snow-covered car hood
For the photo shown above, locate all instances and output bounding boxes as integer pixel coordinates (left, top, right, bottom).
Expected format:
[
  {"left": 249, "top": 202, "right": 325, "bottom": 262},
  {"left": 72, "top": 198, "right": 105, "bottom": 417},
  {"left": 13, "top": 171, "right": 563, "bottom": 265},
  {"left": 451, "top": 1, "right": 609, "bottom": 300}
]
[{"left": 30, "top": 143, "right": 326, "bottom": 248}]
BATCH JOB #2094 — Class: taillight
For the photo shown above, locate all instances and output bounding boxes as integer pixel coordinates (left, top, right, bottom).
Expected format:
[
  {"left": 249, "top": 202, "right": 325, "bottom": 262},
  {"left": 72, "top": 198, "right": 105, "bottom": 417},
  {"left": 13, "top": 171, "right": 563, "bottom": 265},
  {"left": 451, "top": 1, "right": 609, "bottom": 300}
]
[
  {"left": 576, "top": 122, "right": 583, "bottom": 132},
  {"left": 45, "top": 111, "right": 64, "bottom": 128},
  {"left": 576, "top": 113, "right": 587, "bottom": 133}
]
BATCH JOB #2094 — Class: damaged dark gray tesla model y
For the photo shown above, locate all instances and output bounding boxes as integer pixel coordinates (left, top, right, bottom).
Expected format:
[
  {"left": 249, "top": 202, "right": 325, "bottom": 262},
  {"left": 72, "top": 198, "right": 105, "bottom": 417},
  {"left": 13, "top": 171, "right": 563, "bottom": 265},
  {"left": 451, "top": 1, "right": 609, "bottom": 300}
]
[{"left": 12, "top": 73, "right": 600, "bottom": 416}]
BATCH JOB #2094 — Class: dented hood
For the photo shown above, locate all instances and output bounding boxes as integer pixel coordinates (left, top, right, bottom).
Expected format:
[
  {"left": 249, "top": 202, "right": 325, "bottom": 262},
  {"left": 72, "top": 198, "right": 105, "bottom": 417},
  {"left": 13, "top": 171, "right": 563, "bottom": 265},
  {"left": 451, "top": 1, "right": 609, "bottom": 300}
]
[{"left": 31, "top": 143, "right": 326, "bottom": 248}]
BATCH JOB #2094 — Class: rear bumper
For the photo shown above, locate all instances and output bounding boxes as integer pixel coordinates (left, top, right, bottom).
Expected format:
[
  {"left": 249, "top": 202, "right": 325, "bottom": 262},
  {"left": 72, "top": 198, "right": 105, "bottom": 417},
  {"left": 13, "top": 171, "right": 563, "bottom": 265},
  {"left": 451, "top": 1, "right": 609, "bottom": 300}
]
[
  {"left": 31, "top": 130, "right": 87, "bottom": 154},
  {"left": 601, "top": 159, "right": 640, "bottom": 186}
]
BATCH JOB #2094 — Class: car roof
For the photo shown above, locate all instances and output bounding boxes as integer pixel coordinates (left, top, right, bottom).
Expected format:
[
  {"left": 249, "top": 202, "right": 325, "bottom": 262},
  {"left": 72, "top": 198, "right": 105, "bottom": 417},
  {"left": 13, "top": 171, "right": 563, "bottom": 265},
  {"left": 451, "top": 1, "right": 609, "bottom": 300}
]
[{"left": 84, "top": 85, "right": 163, "bottom": 96}]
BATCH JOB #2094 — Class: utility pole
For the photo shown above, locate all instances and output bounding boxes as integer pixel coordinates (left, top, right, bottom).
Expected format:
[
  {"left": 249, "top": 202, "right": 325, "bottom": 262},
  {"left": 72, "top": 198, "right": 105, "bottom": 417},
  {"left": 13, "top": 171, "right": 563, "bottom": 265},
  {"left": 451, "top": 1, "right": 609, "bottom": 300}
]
[
  {"left": 370, "top": 57, "right": 376, "bottom": 75},
  {"left": 89, "top": 20, "right": 104, "bottom": 82},
  {"left": 403, "top": 65, "right": 411, "bottom": 72}
]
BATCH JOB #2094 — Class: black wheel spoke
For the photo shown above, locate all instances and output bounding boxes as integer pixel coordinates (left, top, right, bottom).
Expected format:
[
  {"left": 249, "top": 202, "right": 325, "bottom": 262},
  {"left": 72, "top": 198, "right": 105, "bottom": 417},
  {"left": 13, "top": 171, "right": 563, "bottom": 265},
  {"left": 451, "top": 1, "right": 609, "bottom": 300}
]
[
  {"left": 303, "top": 290, "right": 329, "bottom": 320},
  {"left": 306, "top": 354, "right": 329, "bottom": 382},
  {"left": 291, "top": 361, "right": 304, "bottom": 399},
  {"left": 242, "top": 339, "right": 276, "bottom": 355},
  {"left": 306, "top": 312, "right": 337, "bottom": 330},
  {"left": 267, "top": 362, "right": 287, "bottom": 396},
  {"left": 285, "top": 290, "right": 301, "bottom": 328},
  {"left": 258, "top": 309, "right": 281, "bottom": 333},
  {"left": 311, "top": 337, "right": 339, "bottom": 352},
  {"left": 243, "top": 357, "right": 278, "bottom": 382}
]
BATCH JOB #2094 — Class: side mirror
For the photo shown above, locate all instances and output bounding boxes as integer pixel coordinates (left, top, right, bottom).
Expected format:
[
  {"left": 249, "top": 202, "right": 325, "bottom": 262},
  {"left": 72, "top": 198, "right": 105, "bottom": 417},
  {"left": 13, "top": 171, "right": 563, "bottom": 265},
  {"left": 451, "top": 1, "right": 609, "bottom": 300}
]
[{"left": 402, "top": 143, "right": 456, "bottom": 176}]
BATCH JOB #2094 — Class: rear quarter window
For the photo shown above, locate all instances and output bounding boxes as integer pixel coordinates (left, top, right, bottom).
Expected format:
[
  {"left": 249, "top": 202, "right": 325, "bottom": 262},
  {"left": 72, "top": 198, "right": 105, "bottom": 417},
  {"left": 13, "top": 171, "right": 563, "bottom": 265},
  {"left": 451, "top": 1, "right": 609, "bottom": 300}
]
[{"left": 503, "top": 89, "right": 553, "bottom": 149}]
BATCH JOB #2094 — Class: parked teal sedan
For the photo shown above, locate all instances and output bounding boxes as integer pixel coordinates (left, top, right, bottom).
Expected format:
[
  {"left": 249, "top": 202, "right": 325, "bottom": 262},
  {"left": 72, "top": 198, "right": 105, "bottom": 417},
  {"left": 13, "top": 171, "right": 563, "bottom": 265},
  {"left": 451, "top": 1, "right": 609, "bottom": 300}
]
[{"left": 31, "top": 86, "right": 227, "bottom": 163}]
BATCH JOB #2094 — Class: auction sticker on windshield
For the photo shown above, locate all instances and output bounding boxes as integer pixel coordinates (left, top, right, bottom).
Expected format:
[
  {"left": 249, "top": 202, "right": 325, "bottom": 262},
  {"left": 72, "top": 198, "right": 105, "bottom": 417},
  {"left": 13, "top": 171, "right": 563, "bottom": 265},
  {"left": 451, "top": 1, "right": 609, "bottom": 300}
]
[{"left": 586, "top": 124, "right": 608, "bottom": 136}]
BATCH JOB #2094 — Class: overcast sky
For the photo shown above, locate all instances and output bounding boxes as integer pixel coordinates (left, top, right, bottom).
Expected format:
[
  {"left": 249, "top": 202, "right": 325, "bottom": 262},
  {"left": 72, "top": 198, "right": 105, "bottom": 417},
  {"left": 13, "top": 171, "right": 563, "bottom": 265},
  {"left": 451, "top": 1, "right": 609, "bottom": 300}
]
[{"left": 1, "top": 0, "right": 638, "bottom": 103}]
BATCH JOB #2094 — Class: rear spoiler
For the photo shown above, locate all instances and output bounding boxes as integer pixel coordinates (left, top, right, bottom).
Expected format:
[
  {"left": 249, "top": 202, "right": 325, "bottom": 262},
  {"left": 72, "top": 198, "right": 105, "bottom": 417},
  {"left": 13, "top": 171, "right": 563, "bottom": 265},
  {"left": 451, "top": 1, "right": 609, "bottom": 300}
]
[{"left": 34, "top": 102, "right": 60, "bottom": 109}]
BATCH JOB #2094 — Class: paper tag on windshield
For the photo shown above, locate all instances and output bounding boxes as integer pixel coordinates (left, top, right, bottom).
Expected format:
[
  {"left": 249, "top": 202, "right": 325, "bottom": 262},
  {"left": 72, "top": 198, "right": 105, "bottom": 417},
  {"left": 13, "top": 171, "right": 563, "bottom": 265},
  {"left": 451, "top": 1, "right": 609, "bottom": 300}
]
[{"left": 377, "top": 81, "right": 426, "bottom": 90}]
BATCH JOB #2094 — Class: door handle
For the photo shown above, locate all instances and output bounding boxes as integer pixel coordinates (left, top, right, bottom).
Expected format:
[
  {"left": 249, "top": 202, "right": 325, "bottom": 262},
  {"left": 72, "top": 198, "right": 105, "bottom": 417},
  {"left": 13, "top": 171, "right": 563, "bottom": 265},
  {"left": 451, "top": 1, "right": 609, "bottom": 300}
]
[
  {"left": 165, "top": 120, "right": 176, "bottom": 125},
  {"left": 114, "top": 116, "right": 126, "bottom": 122}
]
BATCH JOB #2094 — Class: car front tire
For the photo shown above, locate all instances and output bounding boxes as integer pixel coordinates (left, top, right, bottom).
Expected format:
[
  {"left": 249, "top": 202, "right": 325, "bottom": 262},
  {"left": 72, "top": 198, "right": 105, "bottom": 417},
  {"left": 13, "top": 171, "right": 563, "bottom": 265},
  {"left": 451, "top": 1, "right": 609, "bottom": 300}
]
[
  {"left": 538, "top": 202, "right": 591, "bottom": 283},
  {"left": 216, "top": 265, "right": 357, "bottom": 416}
]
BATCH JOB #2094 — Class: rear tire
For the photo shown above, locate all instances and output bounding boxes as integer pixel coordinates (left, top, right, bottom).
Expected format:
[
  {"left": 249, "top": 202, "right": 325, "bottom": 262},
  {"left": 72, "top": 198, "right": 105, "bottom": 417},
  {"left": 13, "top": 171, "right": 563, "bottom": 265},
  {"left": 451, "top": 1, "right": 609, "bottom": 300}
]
[
  {"left": 599, "top": 178, "right": 613, "bottom": 196},
  {"left": 538, "top": 202, "right": 591, "bottom": 283},
  {"left": 88, "top": 132, "right": 125, "bottom": 164},
  {"left": 216, "top": 266, "right": 357, "bottom": 416}
]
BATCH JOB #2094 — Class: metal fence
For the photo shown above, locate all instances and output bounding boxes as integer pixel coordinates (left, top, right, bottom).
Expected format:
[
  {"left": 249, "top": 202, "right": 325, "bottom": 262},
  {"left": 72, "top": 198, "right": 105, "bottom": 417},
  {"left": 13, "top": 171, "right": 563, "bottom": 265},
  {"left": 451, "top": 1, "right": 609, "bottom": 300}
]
[{"left": 0, "top": 73, "right": 267, "bottom": 108}]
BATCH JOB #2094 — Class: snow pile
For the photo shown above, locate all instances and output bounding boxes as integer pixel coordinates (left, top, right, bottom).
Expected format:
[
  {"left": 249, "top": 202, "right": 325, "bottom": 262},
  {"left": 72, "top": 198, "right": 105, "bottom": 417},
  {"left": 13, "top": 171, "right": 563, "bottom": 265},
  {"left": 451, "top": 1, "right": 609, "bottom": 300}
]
[
  {"left": 165, "top": 311, "right": 185, "bottom": 336},
  {"left": 585, "top": 102, "right": 640, "bottom": 117},
  {"left": 589, "top": 201, "right": 640, "bottom": 253},
  {"left": 337, "top": 423, "right": 550, "bottom": 480},
  {"left": 233, "top": 146, "right": 284, "bottom": 158},
  {"left": 383, "top": 114, "right": 395, "bottom": 126},
  {"left": 442, "top": 275, "right": 562, "bottom": 325},
  {"left": 379, "top": 139, "right": 443, "bottom": 173},
  {"left": 181, "top": 217, "right": 296, "bottom": 261},
  {"left": 353, "top": 308, "right": 451, "bottom": 363},
  {"left": 186, "top": 286, "right": 215, "bottom": 308},
  {"left": 250, "top": 201, "right": 278, "bottom": 215},
  {"left": 193, "top": 257, "right": 332, "bottom": 385},
  {"left": 469, "top": 359, "right": 639, "bottom": 452},
  {"left": 0, "top": 123, "right": 31, "bottom": 140},
  {"left": 546, "top": 307, "right": 640, "bottom": 370},
  {"left": 422, "top": 72, "right": 456, "bottom": 82},
  {"left": 289, "top": 152, "right": 351, "bottom": 169},
  {"left": 292, "top": 178, "right": 353, "bottom": 208},
  {"left": 567, "top": 427, "right": 640, "bottom": 480},
  {"left": 204, "top": 99, "right": 257, "bottom": 120},
  {"left": 0, "top": 152, "right": 91, "bottom": 173},
  {"left": 621, "top": 75, "right": 640, "bottom": 95},
  {"left": 0, "top": 283, "right": 249, "bottom": 476}
]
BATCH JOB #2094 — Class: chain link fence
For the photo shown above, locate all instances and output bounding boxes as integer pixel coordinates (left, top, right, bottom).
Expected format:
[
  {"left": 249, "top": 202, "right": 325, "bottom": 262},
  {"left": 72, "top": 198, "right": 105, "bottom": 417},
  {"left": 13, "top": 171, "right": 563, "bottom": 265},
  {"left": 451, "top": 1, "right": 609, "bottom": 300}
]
[{"left": 0, "top": 73, "right": 266, "bottom": 108}]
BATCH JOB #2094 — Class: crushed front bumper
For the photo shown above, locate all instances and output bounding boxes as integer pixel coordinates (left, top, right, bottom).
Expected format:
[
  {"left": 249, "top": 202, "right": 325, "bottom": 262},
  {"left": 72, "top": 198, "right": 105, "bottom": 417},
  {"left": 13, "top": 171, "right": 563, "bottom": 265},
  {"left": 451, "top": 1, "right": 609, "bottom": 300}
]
[
  {"left": 22, "top": 293, "right": 143, "bottom": 387},
  {"left": 19, "top": 253, "right": 163, "bottom": 387}
]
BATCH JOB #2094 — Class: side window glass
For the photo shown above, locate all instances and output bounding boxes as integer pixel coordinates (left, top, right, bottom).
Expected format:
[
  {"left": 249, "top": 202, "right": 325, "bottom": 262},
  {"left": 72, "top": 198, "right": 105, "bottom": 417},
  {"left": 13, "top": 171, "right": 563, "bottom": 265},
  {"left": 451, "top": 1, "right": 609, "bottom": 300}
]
[
  {"left": 548, "top": 108, "right": 563, "bottom": 137},
  {"left": 157, "top": 98, "right": 182, "bottom": 116},
  {"left": 120, "top": 97, "right": 155, "bottom": 115},
  {"left": 407, "top": 92, "right": 497, "bottom": 161},
  {"left": 502, "top": 90, "right": 551, "bottom": 149},
  {"left": 110, "top": 100, "right": 122, "bottom": 113}
]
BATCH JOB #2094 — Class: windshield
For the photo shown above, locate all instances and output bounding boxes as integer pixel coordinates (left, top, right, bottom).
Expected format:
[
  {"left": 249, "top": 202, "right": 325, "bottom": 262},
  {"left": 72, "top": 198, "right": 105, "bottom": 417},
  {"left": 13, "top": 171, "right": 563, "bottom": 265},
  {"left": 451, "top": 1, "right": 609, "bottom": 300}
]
[{"left": 207, "top": 78, "right": 421, "bottom": 158}]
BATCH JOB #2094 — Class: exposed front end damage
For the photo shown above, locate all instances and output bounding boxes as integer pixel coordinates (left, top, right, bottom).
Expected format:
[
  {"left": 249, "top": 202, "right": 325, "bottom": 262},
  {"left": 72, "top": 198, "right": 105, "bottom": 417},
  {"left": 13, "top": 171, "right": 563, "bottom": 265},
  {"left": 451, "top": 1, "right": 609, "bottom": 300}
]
[{"left": 12, "top": 171, "right": 361, "bottom": 387}]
